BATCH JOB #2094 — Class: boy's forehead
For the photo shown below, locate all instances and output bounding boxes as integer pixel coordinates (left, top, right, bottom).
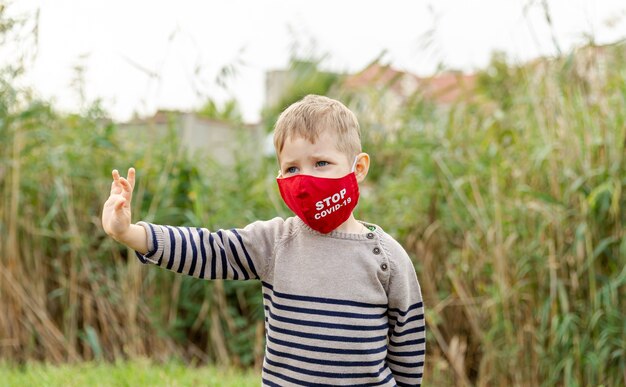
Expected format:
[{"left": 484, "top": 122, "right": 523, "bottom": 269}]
[
  {"left": 285, "top": 128, "right": 339, "bottom": 145},
  {"left": 283, "top": 131, "right": 338, "bottom": 150},
  {"left": 278, "top": 131, "right": 345, "bottom": 161}
]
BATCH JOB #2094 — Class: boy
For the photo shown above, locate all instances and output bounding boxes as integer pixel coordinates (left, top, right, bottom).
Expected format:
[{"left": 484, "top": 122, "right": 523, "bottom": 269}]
[{"left": 102, "top": 95, "right": 425, "bottom": 386}]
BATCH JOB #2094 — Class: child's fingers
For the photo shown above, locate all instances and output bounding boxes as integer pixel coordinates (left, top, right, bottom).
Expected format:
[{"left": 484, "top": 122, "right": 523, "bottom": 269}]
[
  {"left": 110, "top": 169, "right": 134, "bottom": 198},
  {"left": 119, "top": 177, "right": 133, "bottom": 194},
  {"left": 110, "top": 170, "right": 122, "bottom": 194},
  {"left": 127, "top": 168, "right": 136, "bottom": 190}
]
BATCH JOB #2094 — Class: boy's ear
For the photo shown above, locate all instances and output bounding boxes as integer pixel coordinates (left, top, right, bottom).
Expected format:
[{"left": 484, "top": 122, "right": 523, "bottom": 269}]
[{"left": 355, "top": 153, "right": 370, "bottom": 183}]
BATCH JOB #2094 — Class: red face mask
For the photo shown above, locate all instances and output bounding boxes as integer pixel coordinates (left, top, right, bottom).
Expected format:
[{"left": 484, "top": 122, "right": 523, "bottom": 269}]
[{"left": 277, "top": 164, "right": 360, "bottom": 234}]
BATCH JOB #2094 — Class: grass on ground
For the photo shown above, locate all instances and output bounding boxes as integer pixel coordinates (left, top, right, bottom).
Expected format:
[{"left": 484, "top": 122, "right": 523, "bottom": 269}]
[{"left": 0, "top": 359, "right": 261, "bottom": 387}]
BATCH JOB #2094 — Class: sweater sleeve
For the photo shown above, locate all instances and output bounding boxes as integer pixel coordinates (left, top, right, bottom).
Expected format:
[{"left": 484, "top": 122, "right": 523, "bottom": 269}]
[
  {"left": 133, "top": 217, "right": 285, "bottom": 281},
  {"left": 386, "top": 249, "right": 426, "bottom": 387}
]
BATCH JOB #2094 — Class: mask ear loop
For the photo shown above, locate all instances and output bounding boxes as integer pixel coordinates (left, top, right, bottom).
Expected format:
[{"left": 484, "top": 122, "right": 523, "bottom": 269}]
[
  {"left": 351, "top": 155, "right": 359, "bottom": 173},
  {"left": 276, "top": 170, "right": 282, "bottom": 179}
]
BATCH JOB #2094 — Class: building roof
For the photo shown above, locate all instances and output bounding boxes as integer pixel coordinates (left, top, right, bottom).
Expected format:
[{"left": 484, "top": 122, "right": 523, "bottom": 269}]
[
  {"left": 419, "top": 72, "right": 476, "bottom": 104},
  {"left": 342, "top": 63, "right": 419, "bottom": 97},
  {"left": 123, "top": 109, "right": 258, "bottom": 130},
  {"left": 342, "top": 62, "right": 476, "bottom": 105}
]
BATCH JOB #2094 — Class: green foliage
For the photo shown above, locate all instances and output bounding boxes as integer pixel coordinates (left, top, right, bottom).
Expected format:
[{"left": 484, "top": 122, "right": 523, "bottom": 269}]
[
  {"left": 0, "top": 360, "right": 261, "bottom": 386},
  {"left": 357, "top": 41, "right": 626, "bottom": 386},
  {"left": 197, "top": 98, "right": 243, "bottom": 124}
]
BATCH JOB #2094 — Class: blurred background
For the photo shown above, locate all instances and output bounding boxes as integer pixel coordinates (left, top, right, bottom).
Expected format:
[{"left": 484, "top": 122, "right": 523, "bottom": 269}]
[{"left": 1, "top": 0, "right": 625, "bottom": 385}]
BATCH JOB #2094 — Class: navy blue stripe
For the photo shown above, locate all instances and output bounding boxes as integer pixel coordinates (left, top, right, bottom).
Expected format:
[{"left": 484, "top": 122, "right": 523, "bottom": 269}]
[
  {"left": 157, "top": 249, "right": 164, "bottom": 266},
  {"left": 265, "top": 306, "right": 388, "bottom": 332},
  {"left": 393, "top": 370, "right": 424, "bottom": 380},
  {"left": 371, "top": 371, "right": 395, "bottom": 387},
  {"left": 145, "top": 223, "right": 158, "bottom": 258},
  {"left": 265, "top": 357, "right": 387, "bottom": 379},
  {"left": 261, "top": 377, "right": 282, "bottom": 387},
  {"left": 387, "top": 357, "right": 425, "bottom": 368},
  {"left": 391, "top": 325, "right": 426, "bottom": 338},
  {"left": 175, "top": 228, "right": 187, "bottom": 273},
  {"left": 227, "top": 237, "right": 250, "bottom": 279},
  {"left": 269, "top": 322, "right": 386, "bottom": 343},
  {"left": 186, "top": 227, "right": 198, "bottom": 275},
  {"left": 263, "top": 367, "right": 329, "bottom": 387},
  {"left": 368, "top": 370, "right": 395, "bottom": 387},
  {"left": 389, "top": 337, "right": 426, "bottom": 347},
  {"left": 262, "top": 282, "right": 387, "bottom": 309},
  {"left": 208, "top": 233, "right": 216, "bottom": 279},
  {"left": 267, "top": 334, "right": 387, "bottom": 355},
  {"left": 232, "top": 229, "right": 259, "bottom": 278},
  {"left": 389, "top": 312, "right": 424, "bottom": 328},
  {"left": 266, "top": 346, "right": 384, "bottom": 367},
  {"left": 388, "top": 302, "right": 423, "bottom": 317},
  {"left": 216, "top": 230, "right": 238, "bottom": 280},
  {"left": 397, "top": 380, "right": 422, "bottom": 387},
  {"left": 264, "top": 294, "right": 386, "bottom": 319},
  {"left": 165, "top": 227, "right": 176, "bottom": 270},
  {"left": 197, "top": 228, "right": 207, "bottom": 279},
  {"left": 387, "top": 348, "right": 426, "bottom": 357},
  {"left": 263, "top": 366, "right": 395, "bottom": 387}
]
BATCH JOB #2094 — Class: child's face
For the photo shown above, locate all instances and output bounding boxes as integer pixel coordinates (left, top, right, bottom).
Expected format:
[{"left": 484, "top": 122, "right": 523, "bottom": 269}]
[{"left": 278, "top": 130, "right": 353, "bottom": 179}]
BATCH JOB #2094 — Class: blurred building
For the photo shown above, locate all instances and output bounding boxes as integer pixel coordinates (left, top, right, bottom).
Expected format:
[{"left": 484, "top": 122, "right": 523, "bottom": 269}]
[
  {"left": 117, "top": 110, "right": 262, "bottom": 166},
  {"left": 265, "top": 61, "right": 477, "bottom": 133},
  {"left": 339, "top": 62, "right": 476, "bottom": 131}
]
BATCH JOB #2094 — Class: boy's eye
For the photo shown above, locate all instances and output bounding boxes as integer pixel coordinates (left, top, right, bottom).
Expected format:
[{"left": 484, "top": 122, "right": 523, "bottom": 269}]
[
  {"left": 315, "top": 161, "right": 329, "bottom": 168},
  {"left": 285, "top": 166, "right": 298, "bottom": 174}
]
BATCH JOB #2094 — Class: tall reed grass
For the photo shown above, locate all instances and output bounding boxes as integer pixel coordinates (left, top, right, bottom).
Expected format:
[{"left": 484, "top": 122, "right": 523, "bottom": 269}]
[
  {"left": 352, "top": 43, "right": 626, "bottom": 386},
  {"left": 0, "top": 97, "right": 280, "bottom": 367}
]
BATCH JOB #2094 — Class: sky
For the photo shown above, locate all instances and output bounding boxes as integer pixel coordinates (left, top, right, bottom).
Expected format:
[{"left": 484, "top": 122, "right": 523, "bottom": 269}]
[{"left": 5, "top": 0, "right": 626, "bottom": 123}]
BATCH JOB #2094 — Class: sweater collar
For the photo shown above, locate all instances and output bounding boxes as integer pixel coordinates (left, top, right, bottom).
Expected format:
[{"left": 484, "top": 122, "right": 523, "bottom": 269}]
[{"left": 293, "top": 216, "right": 380, "bottom": 241}]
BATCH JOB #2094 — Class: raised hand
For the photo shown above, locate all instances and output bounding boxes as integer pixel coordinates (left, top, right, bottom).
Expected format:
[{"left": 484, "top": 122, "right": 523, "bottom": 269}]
[{"left": 102, "top": 168, "right": 136, "bottom": 240}]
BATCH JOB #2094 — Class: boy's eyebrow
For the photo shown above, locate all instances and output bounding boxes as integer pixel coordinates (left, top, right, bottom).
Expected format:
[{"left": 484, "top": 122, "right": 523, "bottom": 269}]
[
  {"left": 279, "top": 152, "right": 340, "bottom": 167},
  {"left": 278, "top": 157, "right": 298, "bottom": 166}
]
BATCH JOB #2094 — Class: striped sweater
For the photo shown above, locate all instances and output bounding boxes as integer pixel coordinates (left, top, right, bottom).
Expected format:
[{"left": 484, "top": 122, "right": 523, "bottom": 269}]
[{"left": 135, "top": 216, "right": 425, "bottom": 386}]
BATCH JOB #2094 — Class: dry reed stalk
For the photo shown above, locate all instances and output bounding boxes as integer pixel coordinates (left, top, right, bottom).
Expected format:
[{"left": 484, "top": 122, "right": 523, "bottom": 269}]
[
  {"left": 210, "top": 306, "right": 230, "bottom": 365},
  {"left": 168, "top": 275, "right": 182, "bottom": 329},
  {"left": 425, "top": 313, "right": 471, "bottom": 386},
  {"left": 125, "top": 254, "right": 146, "bottom": 357},
  {"left": 214, "top": 282, "right": 236, "bottom": 338},
  {"left": 445, "top": 268, "right": 484, "bottom": 343},
  {"left": 81, "top": 281, "right": 95, "bottom": 360},
  {"left": 253, "top": 320, "right": 265, "bottom": 369},
  {"left": 0, "top": 268, "right": 79, "bottom": 362},
  {"left": 3, "top": 123, "right": 23, "bottom": 361},
  {"left": 191, "top": 297, "right": 211, "bottom": 333},
  {"left": 91, "top": 274, "right": 125, "bottom": 359},
  {"left": 64, "top": 178, "right": 81, "bottom": 358}
]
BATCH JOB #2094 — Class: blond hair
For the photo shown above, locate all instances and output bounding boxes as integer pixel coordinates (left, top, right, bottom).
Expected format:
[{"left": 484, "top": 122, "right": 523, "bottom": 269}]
[{"left": 273, "top": 95, "right": 361, "bottom": 160}]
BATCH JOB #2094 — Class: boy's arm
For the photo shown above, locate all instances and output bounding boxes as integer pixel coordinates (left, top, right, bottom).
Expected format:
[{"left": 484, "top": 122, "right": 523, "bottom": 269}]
[
  {"left": 386, "top": 252, "right": 426, "bottom": 387},
  {"left": 134, "top": 218, "right": 283, "bottom": 280},
  {"left": 102, "top": 168, "right": 279, "bottom": 279}
]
